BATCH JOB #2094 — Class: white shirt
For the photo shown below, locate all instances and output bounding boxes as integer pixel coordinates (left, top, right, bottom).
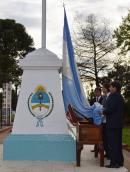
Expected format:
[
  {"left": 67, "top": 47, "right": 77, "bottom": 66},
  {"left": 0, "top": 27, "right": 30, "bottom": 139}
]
[
  {"left": 106, "top": 92, "right": 110, "bottom": 98},
  {"left": 102, "top": 93, "right": 110, "bottom": 123},
  {"left": 96, "top": 96, "right": 101, "bottom": 102}
]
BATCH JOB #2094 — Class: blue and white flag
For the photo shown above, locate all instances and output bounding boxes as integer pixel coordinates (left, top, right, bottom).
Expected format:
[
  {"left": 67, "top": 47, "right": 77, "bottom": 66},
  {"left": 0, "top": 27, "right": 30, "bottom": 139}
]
[{"left": 62, "top": 8, "right": 103, "bottom": 125}]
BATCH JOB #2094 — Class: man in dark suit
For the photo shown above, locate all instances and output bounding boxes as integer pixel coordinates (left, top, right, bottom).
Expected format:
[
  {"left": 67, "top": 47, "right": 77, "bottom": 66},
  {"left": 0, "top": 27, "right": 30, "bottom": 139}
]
[
  {"left": 90, "top": 87, "right": 103, "bottom": 152},
  {"left": 104, "top": 81, "right": 124, "bottom": 168},
  {"left": 90, "top": 87, "right": 103, "bottom": 105},
  {"left": 102, "top": 83, "right": 111, "bottom": 159}
]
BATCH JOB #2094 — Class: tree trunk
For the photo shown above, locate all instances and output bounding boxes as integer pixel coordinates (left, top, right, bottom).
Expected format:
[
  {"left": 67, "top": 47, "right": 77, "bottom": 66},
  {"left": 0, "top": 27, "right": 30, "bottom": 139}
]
[{"left": 92, "top": 35, "right": 99, "bottom": 87}]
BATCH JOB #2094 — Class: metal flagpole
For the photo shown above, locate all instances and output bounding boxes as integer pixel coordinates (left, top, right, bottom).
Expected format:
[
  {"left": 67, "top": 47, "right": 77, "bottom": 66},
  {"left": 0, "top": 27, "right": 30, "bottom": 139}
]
[{"left": 42, "top": 0, "right": 46, "bottom": 48}]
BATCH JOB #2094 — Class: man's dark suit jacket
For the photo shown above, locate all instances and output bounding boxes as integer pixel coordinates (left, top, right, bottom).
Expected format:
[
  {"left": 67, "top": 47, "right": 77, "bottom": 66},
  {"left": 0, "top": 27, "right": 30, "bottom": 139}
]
[{"left": 104, "top": 92, "right": 124, "bottom": 128}]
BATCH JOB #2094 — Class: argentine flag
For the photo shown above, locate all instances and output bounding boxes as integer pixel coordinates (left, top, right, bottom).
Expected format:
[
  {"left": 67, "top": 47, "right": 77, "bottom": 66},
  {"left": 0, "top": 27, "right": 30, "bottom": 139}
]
[{"left": 62, "top": 8, "right": 103, "bottom": 125}]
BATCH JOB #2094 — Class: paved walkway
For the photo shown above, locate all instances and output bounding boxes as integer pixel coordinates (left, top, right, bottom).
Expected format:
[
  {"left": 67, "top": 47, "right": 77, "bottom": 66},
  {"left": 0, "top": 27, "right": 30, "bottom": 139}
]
[
  {"left": 124, "top": 149, "right": 130, "bottom": 171},
  {"left": 0, "top": 128, "right": 128, "bottom": 172},
  {"left": 0, "top": 145, "right": 128, "bottom": 172}
]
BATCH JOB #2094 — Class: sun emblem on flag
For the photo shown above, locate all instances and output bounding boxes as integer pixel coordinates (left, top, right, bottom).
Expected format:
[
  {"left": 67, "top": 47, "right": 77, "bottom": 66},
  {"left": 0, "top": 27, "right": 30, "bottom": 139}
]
[{"left": 28, "top": 85, "right": 54, "bottom": 127}]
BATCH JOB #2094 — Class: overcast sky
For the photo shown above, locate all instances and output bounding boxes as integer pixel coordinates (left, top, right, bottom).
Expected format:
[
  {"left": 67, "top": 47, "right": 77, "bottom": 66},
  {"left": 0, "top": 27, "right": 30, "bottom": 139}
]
[{"left": 0, "top": 0, "right": 130, "bottom": 58}]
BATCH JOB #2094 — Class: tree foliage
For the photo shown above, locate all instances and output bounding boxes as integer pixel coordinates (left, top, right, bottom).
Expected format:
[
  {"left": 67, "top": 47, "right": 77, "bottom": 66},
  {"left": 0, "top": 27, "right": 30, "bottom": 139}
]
[
  {"left": 0, "top": 19, "right": 35, "bottom": 87},
  {"left": 0, "top": 19, "right": 34, "bottom": 58},
  {"left": 0, "top": 19, "right": 35, "bottom": 110},
  {"left": 74, "top": 14, "right": 114, "bottom": 86},
  {"left": 100, "top": 62, "right": 130, "bottom": 98},
  {"left": 114, "top": 11, "right": 130, "bottom": 55},
  {"left": 108, "top": 63, "right": 130, "bottom": 86}
]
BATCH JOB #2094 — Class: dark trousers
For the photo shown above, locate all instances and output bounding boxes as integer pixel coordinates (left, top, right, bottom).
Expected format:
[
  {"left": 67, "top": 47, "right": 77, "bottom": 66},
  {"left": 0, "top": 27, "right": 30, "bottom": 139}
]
[
  {"left": 102, "top": 123, "right": 109, "bottom": 158},
  {"left": 106, "top": 128, "right": 124, "bottom": 165}
]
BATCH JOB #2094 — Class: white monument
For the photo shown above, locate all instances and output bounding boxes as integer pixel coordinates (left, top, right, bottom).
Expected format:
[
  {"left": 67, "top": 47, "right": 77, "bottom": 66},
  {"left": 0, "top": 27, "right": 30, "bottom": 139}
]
[{"left": 3, "top": 0, "right": 75, "bottom": 161}]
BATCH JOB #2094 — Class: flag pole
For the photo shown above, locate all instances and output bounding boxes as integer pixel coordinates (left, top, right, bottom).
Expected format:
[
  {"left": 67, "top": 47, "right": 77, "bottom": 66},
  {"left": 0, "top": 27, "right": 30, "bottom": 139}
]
[
  {"left": 42, "top": 0, "right": 46, "bottom": 48},
  {"left": 63, "top": 0, "right": 66, "bottom": 8}
]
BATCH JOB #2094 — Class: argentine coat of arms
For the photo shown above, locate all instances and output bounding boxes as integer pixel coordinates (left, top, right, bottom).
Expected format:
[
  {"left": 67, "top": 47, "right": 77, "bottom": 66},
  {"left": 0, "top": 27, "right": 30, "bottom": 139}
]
[{"left": 28, "top": 85, "right": 54, "bottom": 127}]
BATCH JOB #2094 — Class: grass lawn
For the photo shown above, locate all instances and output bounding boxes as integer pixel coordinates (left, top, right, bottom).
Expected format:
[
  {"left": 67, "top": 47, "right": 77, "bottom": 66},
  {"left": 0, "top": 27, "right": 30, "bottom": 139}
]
[{"left": 123, "top": 127, "right": 130, "bottom": 146}]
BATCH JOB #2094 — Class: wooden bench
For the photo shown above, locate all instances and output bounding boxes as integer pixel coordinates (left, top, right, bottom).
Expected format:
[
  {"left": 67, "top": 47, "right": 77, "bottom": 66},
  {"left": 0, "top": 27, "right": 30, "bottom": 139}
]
[{"left": 67, "top": 104, "right": 104, "bottom": 167}]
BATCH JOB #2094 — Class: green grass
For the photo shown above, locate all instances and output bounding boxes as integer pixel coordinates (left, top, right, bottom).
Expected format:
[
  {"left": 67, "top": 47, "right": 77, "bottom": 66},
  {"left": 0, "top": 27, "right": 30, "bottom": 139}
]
[{"left": 123, "top": 127, "right": 130, "bottom": 146}]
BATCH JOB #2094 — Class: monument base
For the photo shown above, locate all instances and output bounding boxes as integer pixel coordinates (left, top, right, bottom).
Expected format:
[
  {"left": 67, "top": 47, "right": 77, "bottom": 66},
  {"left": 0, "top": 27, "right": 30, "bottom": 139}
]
[{"left": 3, "top": 134, "right": 76, "bottom": 161}]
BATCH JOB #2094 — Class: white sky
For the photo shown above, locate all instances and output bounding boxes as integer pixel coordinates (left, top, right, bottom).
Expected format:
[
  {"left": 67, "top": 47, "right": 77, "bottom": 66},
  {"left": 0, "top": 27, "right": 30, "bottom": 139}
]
[{"left": 0, "top": 0, "right": 130, "bottom": 58}]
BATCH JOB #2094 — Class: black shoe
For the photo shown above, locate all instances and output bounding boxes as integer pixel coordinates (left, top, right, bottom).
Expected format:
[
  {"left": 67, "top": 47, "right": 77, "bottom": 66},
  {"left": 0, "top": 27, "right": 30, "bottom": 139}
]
[
  {"left": 119, "top": 163, "right": 124, "bottom": 167},
  {"left": 105, "top": 164, "right": 120, "bottom": 168},
  {"left": 91, "top": 150, "right": 95, "bottom": 152}
]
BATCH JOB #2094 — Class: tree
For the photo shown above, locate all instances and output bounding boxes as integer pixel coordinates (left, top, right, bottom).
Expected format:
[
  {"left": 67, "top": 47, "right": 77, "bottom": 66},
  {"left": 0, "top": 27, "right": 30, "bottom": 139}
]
[
  {"left": 108, "top": 63, "right": 130, "bottom": 99},
  {"left": 0, "top": 19, "right": 35, "bottom": 58},
  {"left": 114, "top": 11, "right": 130, "bottom": 56},
  {"left": 0, "top": 54, "right": 15, "bottom": 86},
  {"left": 74, "top": 14, "right": 114, "bottom": 86},
  {"left": 100, "top": 62, "right": 130, "bottom": 98},
  {"left": 0, "top": 19, "right": 35, "bottom": 110},
  {"left": 12, "top": 89, "right": 18, "bottom": 111},
  {"left": 108, "top": 63, "right": 130, "bottom": 87},
  {"left": 0, "top": 19, "right": 35, "bottom": 88}
]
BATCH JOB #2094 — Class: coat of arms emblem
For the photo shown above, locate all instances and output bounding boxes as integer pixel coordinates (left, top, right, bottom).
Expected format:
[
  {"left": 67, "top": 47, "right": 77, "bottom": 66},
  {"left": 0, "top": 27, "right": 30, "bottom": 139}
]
[{"left": 28, "top": 85, "right": 54, "bottom": 127}]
